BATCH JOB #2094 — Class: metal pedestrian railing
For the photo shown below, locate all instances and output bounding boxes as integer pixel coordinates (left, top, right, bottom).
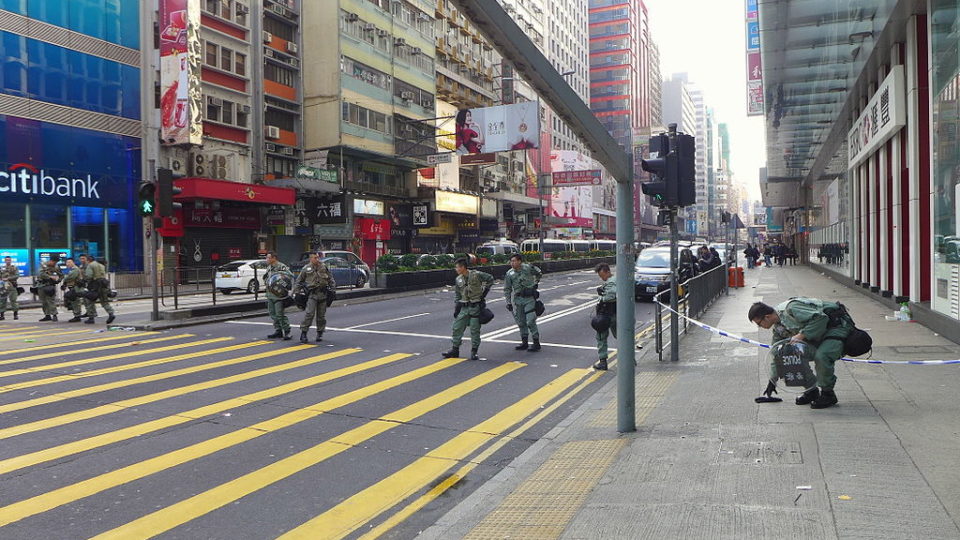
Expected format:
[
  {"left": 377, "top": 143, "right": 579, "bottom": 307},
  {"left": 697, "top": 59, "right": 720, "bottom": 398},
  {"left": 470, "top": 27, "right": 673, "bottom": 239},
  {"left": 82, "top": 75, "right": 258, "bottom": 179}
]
[{"left": 653, "top": 264, "right": 729, "bottom": 362}]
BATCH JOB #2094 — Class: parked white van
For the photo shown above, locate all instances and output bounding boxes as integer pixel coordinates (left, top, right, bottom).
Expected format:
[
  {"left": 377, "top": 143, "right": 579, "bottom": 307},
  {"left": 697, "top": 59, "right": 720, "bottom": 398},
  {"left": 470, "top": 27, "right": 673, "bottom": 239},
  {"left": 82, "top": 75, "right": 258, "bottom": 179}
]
[
  {"left": 591, "top": 239, "right": 617, "bottom": 252},
  {"left": 520, "top": 239, "right": 570, "bottom": 253},
  {"left": 476, "top": 240, "right": 520, "bottom": 257}
]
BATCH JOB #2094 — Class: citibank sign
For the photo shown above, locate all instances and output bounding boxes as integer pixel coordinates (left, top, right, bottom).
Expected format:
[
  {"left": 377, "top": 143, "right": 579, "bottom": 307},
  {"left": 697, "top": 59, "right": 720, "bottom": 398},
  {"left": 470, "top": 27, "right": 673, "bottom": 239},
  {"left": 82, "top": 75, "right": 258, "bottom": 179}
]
[{"left": 0, "top": 163, "right": 101, "bottom": 201}]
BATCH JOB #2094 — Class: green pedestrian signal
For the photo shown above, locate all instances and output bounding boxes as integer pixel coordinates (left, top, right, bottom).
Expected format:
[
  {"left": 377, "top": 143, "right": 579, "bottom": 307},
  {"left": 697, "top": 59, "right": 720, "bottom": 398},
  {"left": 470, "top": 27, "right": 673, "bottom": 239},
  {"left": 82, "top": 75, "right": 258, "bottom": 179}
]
[{"left": 137, "top": 182, "right": 156, "bottom": 217}]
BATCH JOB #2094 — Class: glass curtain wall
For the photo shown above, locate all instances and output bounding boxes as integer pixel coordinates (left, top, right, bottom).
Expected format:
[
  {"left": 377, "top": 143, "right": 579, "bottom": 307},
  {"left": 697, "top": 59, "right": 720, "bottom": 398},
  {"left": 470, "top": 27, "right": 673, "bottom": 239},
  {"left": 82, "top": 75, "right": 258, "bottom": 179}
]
[{"left": 931, "top": 0, "right": 960, "bottom": 318}]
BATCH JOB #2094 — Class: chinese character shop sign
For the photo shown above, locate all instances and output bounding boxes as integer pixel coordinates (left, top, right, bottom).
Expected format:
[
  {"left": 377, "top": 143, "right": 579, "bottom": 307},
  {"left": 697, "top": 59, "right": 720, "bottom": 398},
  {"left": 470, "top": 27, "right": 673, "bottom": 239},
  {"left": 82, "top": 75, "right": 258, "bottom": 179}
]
[
  {"left": 847, "top": 65, "right": 906, "bottom": 168},
  {"left": 355, "top": 218, "right": 392, "bottom": 241}
]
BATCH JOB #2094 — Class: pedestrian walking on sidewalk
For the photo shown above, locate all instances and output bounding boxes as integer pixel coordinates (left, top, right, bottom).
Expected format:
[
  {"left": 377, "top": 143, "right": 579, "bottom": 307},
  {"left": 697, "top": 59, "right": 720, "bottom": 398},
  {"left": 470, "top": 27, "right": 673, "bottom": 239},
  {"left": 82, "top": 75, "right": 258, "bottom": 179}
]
[
  {"left": 442, "top": 258, "right": 493, "bottom": 361},
  {"left": 0, "top": 256, "right": 21, "bottom": 320},
  {"left": 36, "top": 257, "right": 63, "bottom": 322},
  {"left": 592, "top": 263, "right": 617, "bottom": 371},
  {"left": 749, "top": 297, "right": 855, "bottom": 409},
  {"left": 504, "top": 253, "right": 543, "bottom": 352},
  {"left": 80, "top": 255, "right": 115, "bottom": 324},
  {"left": 61, "top": 258, "right": 85, "bottom": 322},
  {"left": 263, "top": 252, "right": 292, "bottom": 340},
  {"left": 295, "top": 252, "right": 335, "bottom": 343}
]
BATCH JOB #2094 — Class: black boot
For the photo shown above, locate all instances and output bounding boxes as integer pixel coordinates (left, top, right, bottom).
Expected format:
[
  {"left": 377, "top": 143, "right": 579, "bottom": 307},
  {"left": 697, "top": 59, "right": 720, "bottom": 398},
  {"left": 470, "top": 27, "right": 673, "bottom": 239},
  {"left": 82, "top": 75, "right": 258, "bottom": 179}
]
[
  {"left": 593, "top": 358, "right": 608, "bottom": 371},
  {"left": 106, "top": 314, "right": 115, "bottom": 324},
  {"left": 469, "top": 348, "right": 480, "bottom": 361},
  {"left": 84, "top": 317, "right": 95, "bottom": 324},
  {"left": 527, "top": 338, "right": 541, "bottom": 352},
  {"left": 267, "top": 330, "right": 283, "bottom": 339},
  {"left": 39, "top": 315, "right": 51, "bottom": 322},
  {"left": 514, "top": 337, "right": 529, "bottom": 351},
  {"left": 51, "top": 314, "right": 58, "bottom": 322},
  {"left": 795, "top": 387, "right": 819, "bottom": 405},
  {"left": 68, "top": 316, "right": 82, "bottom": 323},
  {"left": 300, "top": 331, "right": 309, "bottom": 344},
  {"left": 810, "top": 389, "right": 838, "bottom": 409},
  {"left": 442, "top": 347, "right": 460, "bottom": 359},
  {"left": 316, "top": 333, "right": 323, "bottom": 342},
  {"left": 282, "top": 329, "right": 292, "bottom": 341},
  {"left": 0, "top": 313, "right": 4, "bottom": 320},
  {"left": 13, "top": 311, "right": 18, "bottom": 320}
]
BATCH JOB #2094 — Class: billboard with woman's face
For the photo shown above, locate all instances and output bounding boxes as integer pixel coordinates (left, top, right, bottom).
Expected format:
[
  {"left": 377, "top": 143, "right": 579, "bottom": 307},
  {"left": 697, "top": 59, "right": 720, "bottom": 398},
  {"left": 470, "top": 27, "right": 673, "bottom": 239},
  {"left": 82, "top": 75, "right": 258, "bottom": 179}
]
[{"left": 455, "top": 103, "right": 540, "bottom": 155}]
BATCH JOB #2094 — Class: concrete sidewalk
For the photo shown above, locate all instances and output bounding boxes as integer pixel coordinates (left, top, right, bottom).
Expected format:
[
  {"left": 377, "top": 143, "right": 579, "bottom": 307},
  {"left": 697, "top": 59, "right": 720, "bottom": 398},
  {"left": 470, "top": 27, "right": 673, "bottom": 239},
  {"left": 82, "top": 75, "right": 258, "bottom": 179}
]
[{"left": 422, "top": 264, "right": 960, "bottom": 539}]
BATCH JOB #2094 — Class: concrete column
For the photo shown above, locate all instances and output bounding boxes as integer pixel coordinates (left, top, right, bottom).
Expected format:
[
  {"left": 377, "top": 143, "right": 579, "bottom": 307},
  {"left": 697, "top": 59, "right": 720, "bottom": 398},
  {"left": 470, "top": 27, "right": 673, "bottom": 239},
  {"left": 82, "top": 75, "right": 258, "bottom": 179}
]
[
  {"left": 891, "top": 130, "right": 903, "bottom": 297},
  {"left": 879, "top": 132, "right": 889, "bottom": 293},
  {"left": 869, "top": 153, "right": 879, "bottom": 288},
  {"left": 905, "top": 15, "right": 922, "bottom": 302}
]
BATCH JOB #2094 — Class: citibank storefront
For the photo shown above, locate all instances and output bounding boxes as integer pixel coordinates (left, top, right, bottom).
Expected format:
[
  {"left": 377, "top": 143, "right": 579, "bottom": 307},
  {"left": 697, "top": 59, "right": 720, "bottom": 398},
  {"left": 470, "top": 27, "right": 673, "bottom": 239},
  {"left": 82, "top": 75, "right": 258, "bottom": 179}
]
[{"left": 0, "top": 116, "right": 142, "bottom": 275}]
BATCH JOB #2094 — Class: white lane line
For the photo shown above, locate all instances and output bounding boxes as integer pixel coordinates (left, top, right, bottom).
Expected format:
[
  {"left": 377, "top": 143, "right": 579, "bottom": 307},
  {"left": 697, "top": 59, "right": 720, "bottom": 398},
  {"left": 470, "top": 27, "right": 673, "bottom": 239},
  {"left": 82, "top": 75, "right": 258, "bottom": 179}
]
[
  {"left": 481, "top": 299, "right": 598, "bottom": 340},
  {"left": 486, "top": 339, "right": 609, "bottom": 352},
  {"left": 344, "top": 312, "right": 431, "bottom": 329}
]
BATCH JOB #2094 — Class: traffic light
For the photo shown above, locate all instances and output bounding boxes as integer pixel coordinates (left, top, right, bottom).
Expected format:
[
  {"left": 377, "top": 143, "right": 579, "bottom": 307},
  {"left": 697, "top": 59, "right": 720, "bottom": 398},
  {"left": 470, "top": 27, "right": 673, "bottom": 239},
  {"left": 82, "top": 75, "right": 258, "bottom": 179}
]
[
  {"left": 640, "top": 133, "right": 677, "bottom": 207},
  {"left": 157, "top": 168, "right": 182, "bottom": 217},
  {"left": 675, "top": 133, "right": 696, "bottom": 207},
  {"left": 137, "top": 182, "right": 156, "bottom": 217}
]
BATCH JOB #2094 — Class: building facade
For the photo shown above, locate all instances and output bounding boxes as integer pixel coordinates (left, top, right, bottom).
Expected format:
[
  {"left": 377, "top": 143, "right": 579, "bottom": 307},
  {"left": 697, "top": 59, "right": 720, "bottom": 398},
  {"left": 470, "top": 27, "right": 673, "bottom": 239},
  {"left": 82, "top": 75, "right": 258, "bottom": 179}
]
[{"left": 0, "top": 2, "right": 144, "bottom": 274}]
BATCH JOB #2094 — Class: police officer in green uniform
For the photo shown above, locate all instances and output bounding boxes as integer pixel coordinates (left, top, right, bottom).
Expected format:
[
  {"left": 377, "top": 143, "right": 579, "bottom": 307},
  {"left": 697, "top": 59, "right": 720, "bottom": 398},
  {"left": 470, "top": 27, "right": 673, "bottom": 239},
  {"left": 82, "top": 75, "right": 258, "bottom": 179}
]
[
  {"left": 295, "top": 252, "right": 335, "bottom": 343},
  {"left": 593, "top": 263, "right": 617, "bottom": 371},
  {"left": 264, "top": 251, "right": 292, "bottom": 340},
  {"left": 0, "top": 256, "right": 20, "bottom": 320},
  {"left": 61, "top": 258, "right": 85, "bottom": 322},
  {"left": 36, "top": 257, "right": 64, "bottom": 322},
  {"left": 749, "top": 297, "right": 854, "bottom": 409},
  {"left": 81, "top": 254, "right": 115, "bottom": 324},
  {"left": 442, "top": 258, "right": 494, "bottom": 361},
  {"left": 504, "top": 253, "right": 543, "bottom": 352}
]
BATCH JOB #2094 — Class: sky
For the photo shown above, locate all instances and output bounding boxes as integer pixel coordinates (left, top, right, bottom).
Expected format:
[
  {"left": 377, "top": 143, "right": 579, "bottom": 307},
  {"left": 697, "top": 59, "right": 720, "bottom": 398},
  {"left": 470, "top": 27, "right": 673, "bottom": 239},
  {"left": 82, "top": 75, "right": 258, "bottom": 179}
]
[{"left": 644, "top": 0, "right": 765, "bottom": 201}]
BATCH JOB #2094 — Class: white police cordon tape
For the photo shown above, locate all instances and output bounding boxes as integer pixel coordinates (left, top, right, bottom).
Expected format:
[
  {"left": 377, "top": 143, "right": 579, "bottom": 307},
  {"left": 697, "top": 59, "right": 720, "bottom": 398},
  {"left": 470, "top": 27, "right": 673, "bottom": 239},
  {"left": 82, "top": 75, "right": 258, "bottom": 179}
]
[{"left": 655, "top": 300, "right": 960, "bottom": 366}]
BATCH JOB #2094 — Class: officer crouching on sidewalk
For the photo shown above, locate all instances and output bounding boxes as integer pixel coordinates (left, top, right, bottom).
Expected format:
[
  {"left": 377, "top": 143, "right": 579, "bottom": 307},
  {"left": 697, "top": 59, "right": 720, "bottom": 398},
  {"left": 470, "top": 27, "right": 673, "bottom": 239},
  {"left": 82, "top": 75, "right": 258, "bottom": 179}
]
[
  {"left": 749, "top": 297, "right": 854, "bottom": 409},
  {"left": 442, "top": 258, "right": 493, "bottom": 361},
  {"left": 295, "top": 252, "right": 335, "bottom": 343},
  {"left": 504, "top": 253, "right": 543, "bottom": 352},
  {"left": 61, "top": 258, "right": 85, "bottom": 322},
  {"left": 592, "top": 263, "right": 617, "bottom": 371},
  {"left": 263, "top": 251, "right": 293, "bottom": 340},
  {"left": 36, "top": 257, "right": 63, "bottom": 322}
]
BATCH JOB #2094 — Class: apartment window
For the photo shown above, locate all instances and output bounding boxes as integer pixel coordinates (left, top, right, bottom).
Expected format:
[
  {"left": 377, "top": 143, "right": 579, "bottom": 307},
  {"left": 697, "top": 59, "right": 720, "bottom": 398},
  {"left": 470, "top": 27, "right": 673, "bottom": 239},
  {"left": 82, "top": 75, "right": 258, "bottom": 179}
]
[
  {"left": 236, "top": 106, "right": 248, "bottom": 127},
  {"left": 207, "top": 101, "right": 221, "bottom": 122},
  {"left": 220, "top": 47, "right": 232, "bottom": 71},
  {"left": 264, "top": 16, "right": 295, "bottom": 41},
  {"left": 341, "top": 102, "right": 392, "bottom": 136},
  {"left": 265, "top": 63, "right": 296, "bottom": 87},
  {"left": 235, "top": 52, "right": 246, "bottom": 76},
  {"left": 206, "top": 42, "right": 218, "bottom": 65},
  {"left": 221, "top": 101, "right": 234, "bottom": 124}
]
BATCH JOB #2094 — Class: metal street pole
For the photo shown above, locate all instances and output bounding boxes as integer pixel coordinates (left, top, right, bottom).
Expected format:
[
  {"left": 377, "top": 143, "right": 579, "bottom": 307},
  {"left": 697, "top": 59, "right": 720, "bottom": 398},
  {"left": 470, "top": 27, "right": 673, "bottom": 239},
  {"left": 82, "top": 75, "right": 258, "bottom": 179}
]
[
  {"left": 615, "top": 169, "right": 636, "bottom": 432},
  {"left": 668, "top": 125, "right": 680, "bottom": 362},
  {"left": 151, "top": 218, "right": 160, "bottom": 322}
]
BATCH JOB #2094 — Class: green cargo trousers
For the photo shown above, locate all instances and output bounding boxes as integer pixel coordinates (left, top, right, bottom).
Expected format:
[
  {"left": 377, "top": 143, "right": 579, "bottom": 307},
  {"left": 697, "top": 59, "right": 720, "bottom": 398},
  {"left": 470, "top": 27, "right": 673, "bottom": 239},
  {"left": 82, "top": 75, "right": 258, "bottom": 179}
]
[
  {"left": 39, "top": 289, "right": 57, "bottom": 316},
  {"left": 300, "top": 292, "right": 328, "bottom": 333},
  {"left": 813, "top": 326, "right": 851, "bottom": 390},
  {"left": 596, "top": 313, "right": 617, "bottom": 360},
  {"left": 0, "top": 286, "right": 18, "bottom": 313},
  {"left": 451, "top": 303, "right": 482, "bottom": 350},
  {"left": 267, "top": 298, "right": 290, "bottom": 333},
  {"left": 512, "top": 296, "right": 539, "bottom": 340},
  {"left": 84, "top": 292, "right": 115, "bottom": 317},
  {"left": 65, "top": 290, "right": 84, "bottom": 317}
]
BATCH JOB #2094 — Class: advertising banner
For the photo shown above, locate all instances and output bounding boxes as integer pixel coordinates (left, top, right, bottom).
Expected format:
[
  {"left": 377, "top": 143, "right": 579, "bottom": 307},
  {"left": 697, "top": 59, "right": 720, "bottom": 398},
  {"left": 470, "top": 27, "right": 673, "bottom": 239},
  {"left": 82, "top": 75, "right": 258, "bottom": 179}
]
[
  {"left": 305, "top": 195, "right": 347, "bottom": 224},
  {"left": 355, "top": 218, "right": 392, "bottom": 241},
  {"left": 549, "top": 151, "right": 594, "bottom": 228},
  {"left": 847, "top": 65, "right": 906, "bottom": 167},
  {"left": 159, "top": 0, "right": 202, "bottom": 145},
  {"left": 387, "top": 203, "right": 413, "bottom": 239},
  {"left": 186, "top": 207, "right": 260, "bottom": 228},
  {"left": 0, "top": 249, "right": 29, "bottom": 276},
  {"left": 766, "top": 207, "right": 784, "bottom": 232},
  {"left": 353, "top": 198, "right": 385, "bottom": 216},
  {"left": 412, "top": 204, "right": 429, "bottom": 226},
  {"left": 435, "top": 191, "right": 479, "bottom": 215},
  {"left": 455, "top": 102, "right": 539, "bottom": 154},
  {"left": 552, "top": 169, "right": 602, "bottom": 187},
  {"left": 745, "top": 0, "right": 763, "bottom": 117}
]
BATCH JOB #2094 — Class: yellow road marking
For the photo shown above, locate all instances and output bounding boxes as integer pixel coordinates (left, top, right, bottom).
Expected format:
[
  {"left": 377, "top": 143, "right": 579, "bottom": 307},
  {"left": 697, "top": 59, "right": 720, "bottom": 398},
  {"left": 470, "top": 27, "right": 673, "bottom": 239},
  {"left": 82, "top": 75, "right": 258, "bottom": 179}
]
[
  {"left": 0, "top": 339, "right": 248, "bottom": 395},
  {"left": 278, "top": 368, "right": 591, "bottom": 540},
  {"left": 358, "top": 369, "right": 605, "bottom": 540},
  {"left": 0, "top": 337, "right": 232, "bottom": 380},
  {"left": 0, "top": 329, "right": 93, "bottom": 341},
  {"left": 0, "top": 334, "right": 190, "bottom": 366},
  {"left": 92, "top": 362, "right": 524, "bottom": 539},
  {"left": 0, "top": 356, "right": 462, "bottom": 528},
  {"left": 0, "top": 332, "right": 158, "bottom": 356},
  {"left": 1, "top": 351, "right": 407, "bottom": 475},
  {"left": 0, "top": 343, "right": 329, "bottom": 438},
  {"left": 0, "top": 326, "right": 39, "bottom": 334}
]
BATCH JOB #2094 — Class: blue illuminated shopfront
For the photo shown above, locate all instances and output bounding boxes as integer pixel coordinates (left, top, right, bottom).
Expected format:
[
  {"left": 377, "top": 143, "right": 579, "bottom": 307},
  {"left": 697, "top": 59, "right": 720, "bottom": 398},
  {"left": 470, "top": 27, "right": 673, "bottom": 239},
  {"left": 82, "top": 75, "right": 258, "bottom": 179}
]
[{"left": 0, "top": 116, "right": 143, "bottom": 274}]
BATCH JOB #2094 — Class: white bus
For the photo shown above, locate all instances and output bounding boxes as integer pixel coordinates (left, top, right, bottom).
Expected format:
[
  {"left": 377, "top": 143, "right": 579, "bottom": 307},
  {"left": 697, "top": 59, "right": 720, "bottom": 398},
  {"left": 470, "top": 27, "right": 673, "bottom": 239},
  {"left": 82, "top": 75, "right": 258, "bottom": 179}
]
[
  {"left": 590, "top": 239, "right": 617, "bottom": 252},
  {"left": 568, "top": 239, "right": 592, "bottom": 253},
  {"left": 520, "top": 238, "right": 570, "bottom": 253}
]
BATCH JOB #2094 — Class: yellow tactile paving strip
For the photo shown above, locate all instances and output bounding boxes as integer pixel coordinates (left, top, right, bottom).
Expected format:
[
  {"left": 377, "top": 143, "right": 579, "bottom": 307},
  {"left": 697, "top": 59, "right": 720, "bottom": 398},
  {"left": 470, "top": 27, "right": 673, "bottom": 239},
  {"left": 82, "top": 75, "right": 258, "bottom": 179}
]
[
  {"left": 465, "top": 439, "right": 628, "bottom": 540},
  {"left": 590, "top": 371, "right": 679, "bottom": 428},
  {"left": 465, "top": 370, "right": 679, "bottom": 539}
]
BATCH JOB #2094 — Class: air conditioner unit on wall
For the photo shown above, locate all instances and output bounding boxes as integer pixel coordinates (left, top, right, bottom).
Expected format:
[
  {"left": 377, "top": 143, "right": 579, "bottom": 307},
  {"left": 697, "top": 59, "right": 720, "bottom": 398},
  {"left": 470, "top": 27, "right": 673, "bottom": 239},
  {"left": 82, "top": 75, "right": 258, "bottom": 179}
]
[
  {"left": 168, "top": 157, "right": 187, "bottom": 177},
  {"left": 266, "top": 126, "right": 281, "bottom": 139},
  {"left": 207, "top": 96, "right": 222, "bottom": 106},
  {"left": 376, "top": 29, "right": 389, "bottom": 37},
  {"left": 400, "top": 91, "right": 415, "bottom": 100},
  {"left": 282, "top": 147, "right": 294, "bottom": 155},
  {"left": 362, "top": 23, "right": 376, "bottom": 31},
  {"left": 271, "top": 4, "right": 285, "bottom": 15},
  {"left": 266, "top": 143, "right": 277, "bottom": 152},
  {"left": 394, "top": 38, "right": 407, "bottom": 47},
  {"left": 286, "top": 42, "right": 298, "bottom": 54},
  {"left": 410, "top": 47, "right": 422, "bottom": 55},
  {"left": 262, "top": 31, "right": 272, "bottom": 43},
  {"left": 345, "top": 13, "right": 359, "bottom": 23}
]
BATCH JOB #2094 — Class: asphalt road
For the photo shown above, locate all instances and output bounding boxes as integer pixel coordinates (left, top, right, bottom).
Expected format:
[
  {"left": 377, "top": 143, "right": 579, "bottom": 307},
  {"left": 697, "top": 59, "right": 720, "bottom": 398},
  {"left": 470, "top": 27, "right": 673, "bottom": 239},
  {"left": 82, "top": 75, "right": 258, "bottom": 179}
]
[{"left": 0, "top": 268, "right": 656, "bottom": 539}]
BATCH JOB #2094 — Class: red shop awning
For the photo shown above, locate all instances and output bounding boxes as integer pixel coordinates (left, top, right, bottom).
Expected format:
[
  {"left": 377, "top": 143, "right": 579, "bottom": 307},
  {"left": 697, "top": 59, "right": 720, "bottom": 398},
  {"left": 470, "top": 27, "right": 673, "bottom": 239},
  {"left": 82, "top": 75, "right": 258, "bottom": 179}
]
[{"left": 174, "top": 177, "right": 296, "bottom": 205}]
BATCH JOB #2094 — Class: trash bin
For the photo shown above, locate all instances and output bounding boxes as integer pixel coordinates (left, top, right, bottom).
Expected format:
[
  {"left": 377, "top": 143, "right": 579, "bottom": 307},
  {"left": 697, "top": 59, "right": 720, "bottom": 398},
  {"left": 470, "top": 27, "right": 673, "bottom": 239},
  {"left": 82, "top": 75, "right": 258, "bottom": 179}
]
[{"left": 728, "top": 266, "right": 745, "bottom": 288}]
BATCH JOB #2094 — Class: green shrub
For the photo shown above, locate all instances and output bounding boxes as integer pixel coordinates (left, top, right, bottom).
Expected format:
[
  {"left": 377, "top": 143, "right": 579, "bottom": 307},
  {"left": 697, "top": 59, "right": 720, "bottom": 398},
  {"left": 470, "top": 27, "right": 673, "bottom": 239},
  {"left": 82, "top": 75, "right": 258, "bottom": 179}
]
[
  {"left": 417, "top": 255, "right": 438, "bottom": 268},
  {"left": 491, "top": 253, "right": 510, "bottom": 264},
  {"left": 435, "top": 254, "right": 454, "bottom": 268},
  {"left": 376, "top": 254, "right": 399, "bottom": 273},
  {"left": 399, "top": 254, "right": 419, "bottom": 268}
]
